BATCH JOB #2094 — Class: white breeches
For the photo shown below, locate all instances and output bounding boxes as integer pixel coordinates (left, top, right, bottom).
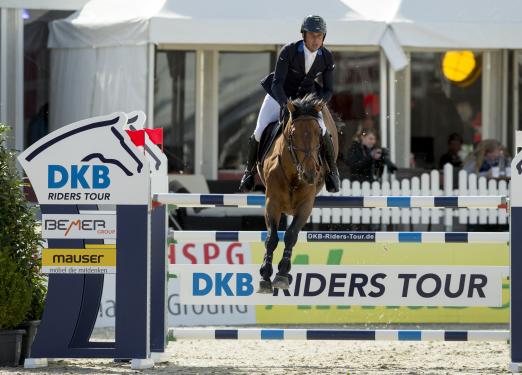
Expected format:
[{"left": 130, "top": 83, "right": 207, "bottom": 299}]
[{"left": 253, "top": 94, "right": 326, "bottom": 141}]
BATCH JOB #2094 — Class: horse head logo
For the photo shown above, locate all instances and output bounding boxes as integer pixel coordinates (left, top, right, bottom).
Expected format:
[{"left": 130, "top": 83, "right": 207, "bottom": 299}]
[{"left": 18, "top": 112, "right": 150, "bottom": 205}]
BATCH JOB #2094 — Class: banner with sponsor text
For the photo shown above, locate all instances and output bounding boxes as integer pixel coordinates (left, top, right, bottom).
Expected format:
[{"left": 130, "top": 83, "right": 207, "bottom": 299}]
[
  {"left": 94, "top": 241, "right": 256, "bottom": 327},
  {"left": 175, "top": 264, "right": 506, "bottom": 307},
  {"left": 92, "top": 240, "right": 510, "bottom": 326},
  {"left": 42, "top": 245, "right": 116, "bottom": 274},
  {"left": 42, "top": 213, "right": 116, "bottom": 239}
]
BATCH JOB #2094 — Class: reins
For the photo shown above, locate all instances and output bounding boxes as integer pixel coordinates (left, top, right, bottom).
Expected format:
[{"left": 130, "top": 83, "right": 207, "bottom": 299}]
[{"left": 281, "top": 115, "right": 321, "bottom": 187}]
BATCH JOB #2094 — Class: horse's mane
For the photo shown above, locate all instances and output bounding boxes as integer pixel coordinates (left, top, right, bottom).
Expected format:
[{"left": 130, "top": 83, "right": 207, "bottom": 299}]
[{"left": 291, "top": 94, "right": 322, "bottom": 119}]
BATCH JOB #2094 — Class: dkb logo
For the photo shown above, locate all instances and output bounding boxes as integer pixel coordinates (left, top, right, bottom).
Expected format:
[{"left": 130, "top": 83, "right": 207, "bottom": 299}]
[
  {"left": 48, "top": 165, "right": 110, "bottom": 189},
  {"left": 192, "top": 272, "right": 254, "bottom": 296}
]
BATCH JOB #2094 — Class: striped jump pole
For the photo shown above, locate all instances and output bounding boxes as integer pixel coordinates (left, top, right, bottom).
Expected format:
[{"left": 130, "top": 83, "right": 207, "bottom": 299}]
[
  {"left": 170, "top": 231, "right": 510, "bottom": 244},
  {"left": 168, "top": 328, "right": 509, "bottom": 342},
  {"left": 154, "top": 193, "right": 508, "bottom": 209}
]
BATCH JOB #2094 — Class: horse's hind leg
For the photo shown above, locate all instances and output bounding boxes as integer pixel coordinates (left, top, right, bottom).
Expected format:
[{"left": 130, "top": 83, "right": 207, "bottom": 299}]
[
  {"left": 258, "top": 201, "right": 281, "bottom": 294},
  {"left": 273, "top": 206, "right": 312, "bottom": 290}
]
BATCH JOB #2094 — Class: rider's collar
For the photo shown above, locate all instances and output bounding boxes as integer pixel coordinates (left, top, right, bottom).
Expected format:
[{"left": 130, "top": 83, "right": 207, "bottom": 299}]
[{"left": 298, "top": 40, "right": 323, "bottom": 55}]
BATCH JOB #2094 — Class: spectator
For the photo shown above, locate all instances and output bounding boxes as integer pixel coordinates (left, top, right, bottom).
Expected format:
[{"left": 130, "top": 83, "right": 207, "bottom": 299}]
[
  {"left": 463, "top": 139, "right": 502, "bottom": 177},
  {"left": 345, "top": 126, "right": 396, "bottom": 182},
  {"left": 439, "top": 133, "right": 463, "bottom": 169}
]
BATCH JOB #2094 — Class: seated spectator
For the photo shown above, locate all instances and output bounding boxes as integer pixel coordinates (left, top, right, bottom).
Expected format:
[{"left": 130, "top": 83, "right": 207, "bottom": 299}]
[
  {"left": 463, "top": 139, "right": 502, "bottom": 177},
  {"left": 345, "top": 126, "right": 396, "bottom": 182},
  {"left": 439, "top": 133, "right": 463, "bottom": 169}
]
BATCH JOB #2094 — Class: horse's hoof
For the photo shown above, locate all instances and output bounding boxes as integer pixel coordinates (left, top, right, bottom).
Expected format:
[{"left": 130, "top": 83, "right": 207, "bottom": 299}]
[
  {"left": 273, "top": 274, "right": 290, "bottom": 290},
  {"left": 257, "top": 280, "right": 273, "bottom": 294}
]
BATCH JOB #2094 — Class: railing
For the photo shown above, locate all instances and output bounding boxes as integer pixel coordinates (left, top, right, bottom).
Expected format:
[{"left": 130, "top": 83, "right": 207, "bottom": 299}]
[{"left": 310, "top": 164, "right": 510, "bottom": 227}]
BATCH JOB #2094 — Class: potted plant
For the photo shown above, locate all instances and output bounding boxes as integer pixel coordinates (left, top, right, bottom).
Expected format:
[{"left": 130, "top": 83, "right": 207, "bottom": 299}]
[
  {"left": 0, "top": 124, "right": 45, "bottom": 365},
  {"left": 17, "top": 273, "right": 46, "bottom": 365},
  {"left": 0, "top": 252, "right": 32, "bottom": 366}
]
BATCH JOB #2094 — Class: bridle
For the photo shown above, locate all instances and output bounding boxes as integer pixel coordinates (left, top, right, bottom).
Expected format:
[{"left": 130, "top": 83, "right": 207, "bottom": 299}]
[{"left": 283, "top": 115, "right": 321, "bottom": 183}]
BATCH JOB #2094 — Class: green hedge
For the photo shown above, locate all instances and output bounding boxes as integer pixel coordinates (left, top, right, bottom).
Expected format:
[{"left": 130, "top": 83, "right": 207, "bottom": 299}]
[
  {"left": 0, "top": 252, "right": 32, "bottom": 329},
  {"left": 0, "top": 124, "right": 46, "bottom": 324}
]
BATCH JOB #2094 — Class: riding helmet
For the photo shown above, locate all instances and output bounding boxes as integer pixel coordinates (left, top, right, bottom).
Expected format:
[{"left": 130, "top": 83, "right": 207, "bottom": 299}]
[{"left": 300, "top": 15, "right": 327, "bottom": 35}]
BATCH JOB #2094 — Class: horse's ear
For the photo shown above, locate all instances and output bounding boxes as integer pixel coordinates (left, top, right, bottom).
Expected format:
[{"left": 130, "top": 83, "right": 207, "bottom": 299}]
[
  {"left": 287, "top": 100, "right": 295, "bottom": 113},
  {"left": 314, "top": 100, "right": 325, "bottom": 113}
]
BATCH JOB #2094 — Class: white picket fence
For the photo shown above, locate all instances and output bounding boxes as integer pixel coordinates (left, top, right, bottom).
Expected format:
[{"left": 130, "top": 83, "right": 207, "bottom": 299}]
[{"left": 310, "top": 164, "right": 509, "bottom": 228}]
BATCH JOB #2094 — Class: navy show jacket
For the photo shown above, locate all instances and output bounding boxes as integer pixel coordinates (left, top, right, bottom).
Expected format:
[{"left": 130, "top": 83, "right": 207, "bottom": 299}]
[{"left": 260, "top": 40, "right": 335, "bottom": 106}]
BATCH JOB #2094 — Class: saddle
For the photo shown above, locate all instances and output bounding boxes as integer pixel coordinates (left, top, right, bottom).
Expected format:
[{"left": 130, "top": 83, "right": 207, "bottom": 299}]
[
  {"left": 257, "top": 121, "right": 282, "bottom": 165},
  {"left": 258, "top": 105, "right": 298, "bottom": 165}
]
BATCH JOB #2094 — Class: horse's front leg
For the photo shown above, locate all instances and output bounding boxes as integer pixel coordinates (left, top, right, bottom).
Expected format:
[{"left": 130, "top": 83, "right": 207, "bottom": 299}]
[
  {"left": 273, "top": 203, "right": 313, "bottom": 290},
  {"left": 258, "top": 198, "right": 281, "bottom": 294}
]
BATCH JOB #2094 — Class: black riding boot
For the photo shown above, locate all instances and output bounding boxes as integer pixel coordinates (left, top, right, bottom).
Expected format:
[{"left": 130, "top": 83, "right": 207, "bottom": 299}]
[
  {"left": 322, "top": 132, "right": 340, "bottom": 193},
  {"left": 239, "top": 135, "right": 259, "bottom": 192}
]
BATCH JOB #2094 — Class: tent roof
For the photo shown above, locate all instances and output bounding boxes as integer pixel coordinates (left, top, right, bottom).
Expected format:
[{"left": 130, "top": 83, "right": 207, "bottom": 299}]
[
  {"left": 49, "top": 0, "right": 522, "bottom": 70},
  {"left": 49, "top": 0, "right": 522, "bottom": 50},
  {"left": 389, "top": 0, "right": 522, "bottom": 49},
  {"left": 49, "top": 0, "right": 388, "bottom": 48}
]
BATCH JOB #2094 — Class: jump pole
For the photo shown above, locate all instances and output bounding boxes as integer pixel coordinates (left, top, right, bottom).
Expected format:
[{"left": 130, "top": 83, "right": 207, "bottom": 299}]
[
  {"left": 170, "top": 230, "right": 509, "bottom": 244},
  {"left": 169, "top": 328, "right": 510, "bottom": 342},
  {"left": 154, "top": 193, "right": 507, "bottom": 209}
]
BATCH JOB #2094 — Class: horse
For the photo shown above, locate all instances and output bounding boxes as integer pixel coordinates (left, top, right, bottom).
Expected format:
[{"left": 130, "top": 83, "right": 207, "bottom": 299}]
[{"left": 257, "top": 94, "right": 338, "bottom": 293}]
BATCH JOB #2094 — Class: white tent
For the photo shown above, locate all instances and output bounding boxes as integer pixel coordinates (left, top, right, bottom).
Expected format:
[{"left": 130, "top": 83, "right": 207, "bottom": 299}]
[
  {"left": 388, "top": 0, "right": 522, "bottom": 49},
  {"left": 49, "top": 0, "right": 389, "bottom": 47},
  {"left": 47, "top": 0, "right": 522, "bottom": 131},
  {"left": 47, "top": 0, "right": 401, "bottom": 130}
]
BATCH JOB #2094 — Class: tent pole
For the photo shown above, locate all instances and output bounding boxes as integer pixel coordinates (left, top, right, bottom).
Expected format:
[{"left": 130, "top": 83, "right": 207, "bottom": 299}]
[
  {"left": 380, "top": 49, "right": 388, "bottom": 149},
  {"left": 514, "top": 52, "right": 520, "bottom": 156},
  {"left": 147, "top": 43, "right": 155, "bottom": 129},
  {"left": 388, "top": 62, "right": 396, "bottom": 163}
]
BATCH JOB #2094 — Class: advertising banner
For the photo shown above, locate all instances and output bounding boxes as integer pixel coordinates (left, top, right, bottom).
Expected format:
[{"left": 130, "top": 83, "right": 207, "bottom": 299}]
[
  {"left": 17, "top": 112, "right": 149, "bottom": 205},
  {"left": 175, "top": 264, "right": 505, "bottom": 307},
  {"left": 94, "top": 241, "right": 256, "bottom": 327},
  {"left": 251, "top": 242, "right": 510, "bottom": 324},
  {"left": 42, "top": 245, "right": 116, "bottom": 274},
  {"left": 91, "top": 239, "right": 509, "bottom": 326},
  {"left": 42, "top": 213, "right": 116, "bottom": 239}
]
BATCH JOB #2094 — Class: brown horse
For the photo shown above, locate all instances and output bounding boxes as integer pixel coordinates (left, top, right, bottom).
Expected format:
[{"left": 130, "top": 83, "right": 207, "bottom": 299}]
[{"left": 257, "top": 94, "right": 338, "bottom": 293}]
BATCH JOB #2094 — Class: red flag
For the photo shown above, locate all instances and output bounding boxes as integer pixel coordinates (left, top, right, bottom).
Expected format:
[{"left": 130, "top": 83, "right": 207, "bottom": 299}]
[
  {"left": 126, "top": 130, "right": 145, "bottom": 147},
  {"left": 145, "top": 128, "right": 163, "bottom": 147}
]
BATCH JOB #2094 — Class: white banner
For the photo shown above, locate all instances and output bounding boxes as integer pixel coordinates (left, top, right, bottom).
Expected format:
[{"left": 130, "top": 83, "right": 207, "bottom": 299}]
[
  {"left": 94, "top": 242, "right": 256, "bottom": 327},
  {"left": 94, "top": 275, "right": 255, "bottom": 327},
  {"left": 18, "top": 112, "right": 149, "bottom": 205},
  {"left": 175, "top": 265, "right": 506, "bottom": 307},
  {"left": 42, "top": 213, "right": 116, "bottom": 239}
]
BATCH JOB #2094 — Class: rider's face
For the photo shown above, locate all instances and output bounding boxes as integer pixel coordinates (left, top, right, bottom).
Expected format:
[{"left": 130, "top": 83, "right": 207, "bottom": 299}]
[
  {"left": 304, "top": 32, "right": 324, "bottom": 52},
  {"left": 361, "top": 133, "right": 376, "bottom": 148}
]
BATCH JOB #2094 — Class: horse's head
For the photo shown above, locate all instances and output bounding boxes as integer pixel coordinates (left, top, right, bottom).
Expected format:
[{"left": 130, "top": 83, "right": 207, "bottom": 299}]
[{"left": 285, "top": 94, "right": 324, "bottom": 185}]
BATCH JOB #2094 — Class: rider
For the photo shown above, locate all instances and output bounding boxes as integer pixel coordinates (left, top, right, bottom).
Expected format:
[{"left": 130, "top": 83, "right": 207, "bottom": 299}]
[{"left": 238, "top": 15, "right": 340, "bottom": 193}]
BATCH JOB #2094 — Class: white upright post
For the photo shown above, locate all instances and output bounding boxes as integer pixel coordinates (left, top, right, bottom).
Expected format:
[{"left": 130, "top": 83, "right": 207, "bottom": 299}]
[{"left": 509, "top": 130, "right": 522, "bottom": 372}]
